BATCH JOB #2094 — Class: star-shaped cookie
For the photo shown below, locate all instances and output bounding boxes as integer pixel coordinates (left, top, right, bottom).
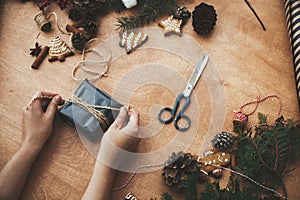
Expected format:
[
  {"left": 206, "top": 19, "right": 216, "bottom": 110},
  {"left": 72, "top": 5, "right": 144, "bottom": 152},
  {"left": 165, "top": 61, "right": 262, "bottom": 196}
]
[{"left": 159, "top": 16, "right": 182, "bottom": 36}]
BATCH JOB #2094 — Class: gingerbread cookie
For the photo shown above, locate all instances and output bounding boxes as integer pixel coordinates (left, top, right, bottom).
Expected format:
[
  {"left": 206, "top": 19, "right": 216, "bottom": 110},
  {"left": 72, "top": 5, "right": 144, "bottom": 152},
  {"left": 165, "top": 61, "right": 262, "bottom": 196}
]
[
  {"left": 48, "top": 35, "right": 74, "bottom": 62},
  {"left": 159, "top": 16, "right": 182, "bottom": 36},
  {"left": 119, "top": 31, "right": 148, "bottom": 54},
  {"left": 197, "top": 151, "right": 230, "bottom": 178}
]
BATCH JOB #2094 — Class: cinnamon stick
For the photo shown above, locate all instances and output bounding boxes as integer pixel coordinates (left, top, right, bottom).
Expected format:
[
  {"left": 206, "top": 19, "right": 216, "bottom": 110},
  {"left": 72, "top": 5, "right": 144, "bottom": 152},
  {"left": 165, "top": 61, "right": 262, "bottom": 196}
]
[{"left": 31, "top": 46, "right": 49, "bottom": 69}]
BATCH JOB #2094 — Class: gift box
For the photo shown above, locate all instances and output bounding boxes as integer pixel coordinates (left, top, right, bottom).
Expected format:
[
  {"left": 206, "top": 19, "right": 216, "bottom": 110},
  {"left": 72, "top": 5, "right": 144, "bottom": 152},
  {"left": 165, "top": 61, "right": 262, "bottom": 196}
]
[{"left": 58, "top": 79, "right": 123, "bottom": 141}]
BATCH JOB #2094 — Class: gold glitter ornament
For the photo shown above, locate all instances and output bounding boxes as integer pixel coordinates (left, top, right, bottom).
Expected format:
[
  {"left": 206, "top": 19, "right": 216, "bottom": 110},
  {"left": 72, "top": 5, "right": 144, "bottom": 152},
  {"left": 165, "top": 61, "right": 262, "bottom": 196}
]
[
  {"left": 159, "top": 16, "right": 182, "bottom": 36},
  {"left": 48, "top": 35, "right": 74, "bottom": 62}
]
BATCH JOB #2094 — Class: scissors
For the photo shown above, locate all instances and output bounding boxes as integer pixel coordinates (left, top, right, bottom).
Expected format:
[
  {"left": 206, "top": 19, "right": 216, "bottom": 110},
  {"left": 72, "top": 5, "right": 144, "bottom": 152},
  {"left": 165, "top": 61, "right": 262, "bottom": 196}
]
[{"left": 158, "top": 55, "right": 209, "bottom": 131}]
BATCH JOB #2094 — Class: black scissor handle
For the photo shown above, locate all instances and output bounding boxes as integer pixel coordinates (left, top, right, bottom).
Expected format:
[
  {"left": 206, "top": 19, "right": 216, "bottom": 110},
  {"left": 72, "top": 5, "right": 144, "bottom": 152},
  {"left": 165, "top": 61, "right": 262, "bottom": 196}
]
[
  {"left": 174, "top": 113, "right": 191, "bottom": 131},
  {"left": 158, "top": 93, "right": 191, "bottom": 130},
  {"left": 158, "top": 93, "right": 183, "bottom": 124},
  {"left": 158, "top": 107, "right": 175, "bottom": 124}
]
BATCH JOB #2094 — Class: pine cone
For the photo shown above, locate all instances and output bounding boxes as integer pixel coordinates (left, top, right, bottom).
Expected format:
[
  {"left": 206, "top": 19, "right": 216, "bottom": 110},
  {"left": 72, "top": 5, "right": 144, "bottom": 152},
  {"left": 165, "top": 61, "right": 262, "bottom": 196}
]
[
  {"left": 192, "top": 3, "right": 217, "bottom": 36},
  {"left": 71, "top": 33, "right": 88, "bottom": 51},
  {"left": 85, "top": 12, "right": 97, "bottom": 21},
  {"left": 81, "top": 20, "right": 98, "bottom": 36},
  {"left": 211, "top": 132, "right": 234, "bottom": 150},
  {"left": 57, "top": 0, "right": 72, "bottom": 10},
  {"left": 162, "top": 152, "right": 198, "bottom": 191},
  {"left": 73, "top": 0, "right": 106, "bottom": 12},
  {"left": 173, "top": 7, "right": 191, "bottom": 23},
  {"left": 69, "top": 7, "right": 83, "bottom": 21}
]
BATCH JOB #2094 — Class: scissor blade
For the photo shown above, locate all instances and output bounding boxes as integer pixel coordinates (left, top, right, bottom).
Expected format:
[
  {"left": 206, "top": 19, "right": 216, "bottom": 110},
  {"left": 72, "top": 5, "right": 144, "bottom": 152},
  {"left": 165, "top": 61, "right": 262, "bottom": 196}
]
[
  {"left": 182, "top": 55, "right": 209, "bottom": 97},
  {"left": 189, "top": 55, "right": 209, "bottom": 88}
]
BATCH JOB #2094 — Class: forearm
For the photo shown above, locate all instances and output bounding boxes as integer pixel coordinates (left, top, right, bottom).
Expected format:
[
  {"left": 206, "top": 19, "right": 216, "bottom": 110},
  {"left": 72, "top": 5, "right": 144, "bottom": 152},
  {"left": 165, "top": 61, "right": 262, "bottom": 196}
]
[
  {"left": 82, "top": 161, "right": 116, "bottom": 200},
  {"left": 0, "top": 144, "right": 40, "bottom": 200}
]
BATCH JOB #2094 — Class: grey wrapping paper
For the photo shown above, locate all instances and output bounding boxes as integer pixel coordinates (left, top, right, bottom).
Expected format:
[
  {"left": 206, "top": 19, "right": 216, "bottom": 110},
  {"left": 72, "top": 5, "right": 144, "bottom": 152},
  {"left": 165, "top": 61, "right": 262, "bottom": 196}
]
[
  {"left": 58, "top": 80, "right": 123, "bottom": 142},
  {"left": 283, "top": 0, "right": 300, "bottom": 113}
]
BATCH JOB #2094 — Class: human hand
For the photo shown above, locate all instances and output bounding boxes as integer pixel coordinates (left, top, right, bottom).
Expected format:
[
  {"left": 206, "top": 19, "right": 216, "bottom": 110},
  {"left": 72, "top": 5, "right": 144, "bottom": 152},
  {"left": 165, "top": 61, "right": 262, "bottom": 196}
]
[
  {"left": 21, "top": 91, "right": 64, "bottom": 151},
  {"left": 102, "top": 106, "right": 140, "bottom": 152}
]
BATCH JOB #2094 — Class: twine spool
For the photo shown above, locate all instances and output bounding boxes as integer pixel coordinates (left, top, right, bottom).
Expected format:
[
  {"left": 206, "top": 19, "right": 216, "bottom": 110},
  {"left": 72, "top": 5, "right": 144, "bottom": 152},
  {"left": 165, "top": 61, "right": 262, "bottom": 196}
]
[{"left": 34, "top": 12, "right": 51, "bottom": 32}]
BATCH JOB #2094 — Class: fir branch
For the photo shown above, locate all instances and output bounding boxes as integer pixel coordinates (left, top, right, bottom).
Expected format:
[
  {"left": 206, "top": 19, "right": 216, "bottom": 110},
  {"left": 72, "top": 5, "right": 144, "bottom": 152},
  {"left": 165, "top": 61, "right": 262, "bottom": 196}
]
[
  {"left": 159, "top": 115, "right": 299, "bottom": 199},
  {"left": 199, "top": 176, "right": 263, "bottom": 200},
  {"left": 161, "top": 192, "right": 172, "bottom": 200},
  {"left": 233, "top": 114, "right": 300, "bottom": 198},
  {"left": 258, "top": 112, "right": 268, "bottom": 124},
  {"left": 116, "top": 0, "right": 178, "bottom": 31},
  {"left": 252, "top": 138, "right": 274, "bottom": 171},
  {"left": 184, "top": 172, "right": 198, "bottom": 200}
]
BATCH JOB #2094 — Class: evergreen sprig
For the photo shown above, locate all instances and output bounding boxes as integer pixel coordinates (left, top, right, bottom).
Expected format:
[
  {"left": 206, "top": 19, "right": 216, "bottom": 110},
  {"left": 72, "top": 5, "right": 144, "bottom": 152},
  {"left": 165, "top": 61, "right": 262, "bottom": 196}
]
[
  {"left": 159, "top": 113, "right": 300, "bottom": 200},
  {"left": 150, "top": 192, "right": 173, "bottom": 200},
  {"left": 161, "top": 192, "right": 173, "bottom": 200},
  {"left": 184, "top": 172, "right": 199, "bottom": 200},
  {"left": 116, "top": 0, "right": 178, "bottom": 32},
  {"left": 233, "top": 113, "right": 300, "bottom": 198},
  {"left": 200, "top": 175, "right": 264, "bottom": 200}
]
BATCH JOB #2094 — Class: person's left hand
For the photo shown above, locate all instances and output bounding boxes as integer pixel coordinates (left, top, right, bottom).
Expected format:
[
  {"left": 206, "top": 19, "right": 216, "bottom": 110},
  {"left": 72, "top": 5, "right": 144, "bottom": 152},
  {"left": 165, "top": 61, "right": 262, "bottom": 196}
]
[{"left": 21, "top": 91, "right": 64, "bottom": 151}]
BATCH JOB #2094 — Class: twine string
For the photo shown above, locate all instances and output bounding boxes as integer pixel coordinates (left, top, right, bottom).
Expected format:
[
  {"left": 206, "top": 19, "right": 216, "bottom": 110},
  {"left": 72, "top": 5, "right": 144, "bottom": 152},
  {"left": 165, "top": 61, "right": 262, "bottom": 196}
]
[
  {"left": 207, "top": 163, "right": 288, "bottom": 199},
  {"left": 112, "top": 163, "right": 165, "bottom": 191},
  {"left": 239, "top": 94, "right": 282, "bottom": 118},
  {"left": 32, "top": 95, "right": 286, "bottom": 198},
  {"left": 34, "top": 11, "right": 71, "bottom": 36},
  {"left": 70, "top": 95, "right": 112, "bottom": 126},
  {"left": 48, "top": 12, "right": 71, "bottom": 35},
  {"left": 113, "top": 158, "right": 288, "bottom": 199},
  {"left": 72, "top": 38, "right": 111, "bottom": 82},
  {"left": 34, "top": 12, "right": 111, "bottom": 81},
  {"left": 32, "top": 95, "right": 120, "bottom": 114}
]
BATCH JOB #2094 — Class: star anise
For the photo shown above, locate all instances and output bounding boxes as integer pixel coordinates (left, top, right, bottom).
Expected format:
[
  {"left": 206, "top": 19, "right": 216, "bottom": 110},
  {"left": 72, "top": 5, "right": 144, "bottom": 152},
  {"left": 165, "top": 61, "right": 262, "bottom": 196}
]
[{"left": 30, "top": 42, "right": 42, "bottom": 56}]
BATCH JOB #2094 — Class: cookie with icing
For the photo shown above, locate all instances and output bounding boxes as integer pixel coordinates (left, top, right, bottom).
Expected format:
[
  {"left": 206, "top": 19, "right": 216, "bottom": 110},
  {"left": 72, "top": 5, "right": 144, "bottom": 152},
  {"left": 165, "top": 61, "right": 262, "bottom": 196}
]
[
  {"left": 159, "top": 16, "right": 182, "bottom": 36},
  {"left": 197, "top": 151, "right": 230, "bottom": 178},
  {"left": 48, "top": 35, "right": 74, "bottom": 62},
  {"left": 119, "top": 31, "right": 148, "bottom": 54}
]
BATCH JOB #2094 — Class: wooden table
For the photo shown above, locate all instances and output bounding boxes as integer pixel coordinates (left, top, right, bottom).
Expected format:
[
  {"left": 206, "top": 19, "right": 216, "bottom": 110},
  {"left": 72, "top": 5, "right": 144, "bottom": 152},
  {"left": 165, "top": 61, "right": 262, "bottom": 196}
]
[{"left": 0, "top": 0, "right": 299, "bottom": 199}]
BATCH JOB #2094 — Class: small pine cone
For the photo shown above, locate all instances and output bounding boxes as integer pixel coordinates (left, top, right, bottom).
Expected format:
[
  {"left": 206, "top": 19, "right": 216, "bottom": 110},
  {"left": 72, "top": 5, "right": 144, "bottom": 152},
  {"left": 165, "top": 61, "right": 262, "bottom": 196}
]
[
  {"left": 162, "top": 152, "right": 198, "bottom": 191},
  {"left": 71, "top": 33, "right": 88, "bottom": 51},
  {"left": 211, "top": 132, "right": 234, "bottom": 150},
  {"left": 173, "top": 7, "right": 191, "bottom": 23},
  {"left": 57, "top": 0, "right": 71, "bottom": 10},
  {"left": 85, "top": 12, "right": 97, "bottom": 21},
  {"left": 73, "top": 0, "right": 105, "bottom": 12},
  {"left": 82, "top": 20, "right": 98, "bottom": 36},
  {"left": 69, "top": 8, "right": 83, "bottom": 22},
  {"left": 192, "top": 3, "right": 217, "bottom": 36}
]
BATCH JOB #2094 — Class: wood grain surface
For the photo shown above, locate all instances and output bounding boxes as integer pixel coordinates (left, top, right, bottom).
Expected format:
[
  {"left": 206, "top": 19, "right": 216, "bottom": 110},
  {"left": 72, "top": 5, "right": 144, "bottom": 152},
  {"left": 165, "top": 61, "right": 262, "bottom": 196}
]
[{"left": 0, "top": 0, "right": 299, "bottom": 199}]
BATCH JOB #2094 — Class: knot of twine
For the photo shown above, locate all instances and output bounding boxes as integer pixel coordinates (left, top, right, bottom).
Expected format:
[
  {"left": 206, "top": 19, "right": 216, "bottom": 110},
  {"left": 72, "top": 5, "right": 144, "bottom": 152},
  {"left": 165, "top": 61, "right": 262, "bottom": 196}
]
[{"left": 32, "top": 95, "right": 120, "bottom": 126}]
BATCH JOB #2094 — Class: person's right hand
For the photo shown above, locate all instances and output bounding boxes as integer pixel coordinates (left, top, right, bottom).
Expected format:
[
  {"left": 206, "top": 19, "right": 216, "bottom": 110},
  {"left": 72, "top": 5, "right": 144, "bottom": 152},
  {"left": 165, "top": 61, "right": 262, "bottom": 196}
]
[{"left": 101, "top": 106, "right": 140, "bottom": 152}]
